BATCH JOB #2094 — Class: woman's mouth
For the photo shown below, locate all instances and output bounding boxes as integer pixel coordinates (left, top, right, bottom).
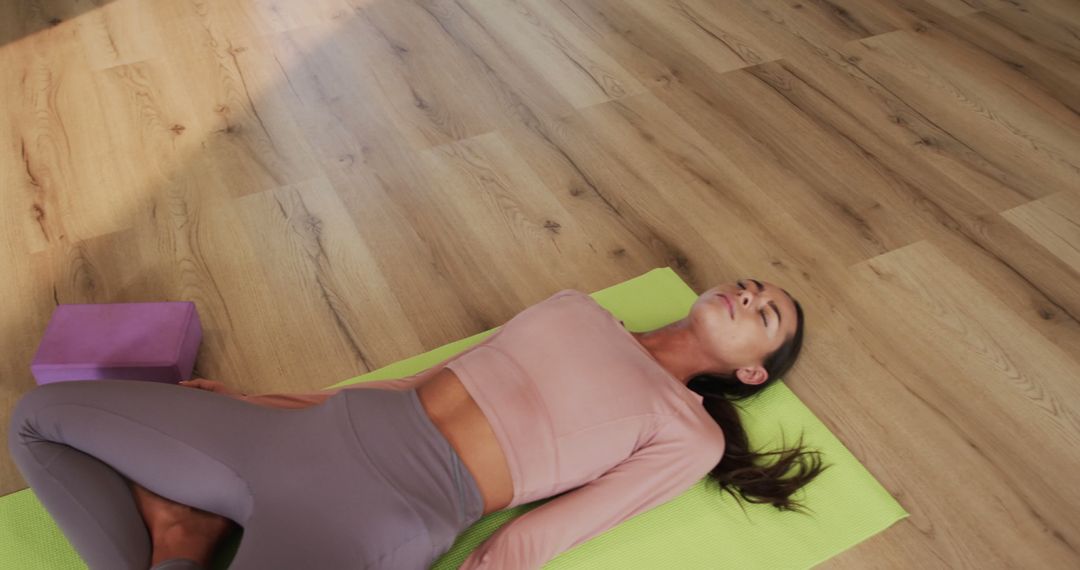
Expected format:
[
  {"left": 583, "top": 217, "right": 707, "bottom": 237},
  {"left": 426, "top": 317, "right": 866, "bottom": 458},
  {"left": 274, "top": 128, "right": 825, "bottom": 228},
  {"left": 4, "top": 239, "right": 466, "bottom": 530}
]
[{"left": 717, "top": 294, "right": 733, "bottom": 319}]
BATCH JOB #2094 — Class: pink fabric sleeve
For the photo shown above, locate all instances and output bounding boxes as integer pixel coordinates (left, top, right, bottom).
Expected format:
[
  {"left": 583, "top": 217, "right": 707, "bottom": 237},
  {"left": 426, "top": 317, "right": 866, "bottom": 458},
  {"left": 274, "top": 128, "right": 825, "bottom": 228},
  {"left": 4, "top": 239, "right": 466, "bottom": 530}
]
[
  {"left": 239, "top": 338, "right": 493, "bottom": 409},
  {"left": 457, "top": 417, "right": 725, "bottom": 570}
]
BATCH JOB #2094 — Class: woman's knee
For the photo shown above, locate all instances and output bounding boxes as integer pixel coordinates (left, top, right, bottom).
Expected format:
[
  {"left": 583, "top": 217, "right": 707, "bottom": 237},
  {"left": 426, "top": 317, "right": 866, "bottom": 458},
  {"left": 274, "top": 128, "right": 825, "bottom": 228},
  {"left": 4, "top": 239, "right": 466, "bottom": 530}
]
[
  {"left": 7, "top": 385, "right": 68, "bottom": 467},
  {"left": 9, "top": 385, "right": 52, "bottom": 435},
  {"left": 7, "top": 381, "right": 134, "bottom": 453},
  {"left": 9, "top": 382, "right": 86, "bottom": 429}
]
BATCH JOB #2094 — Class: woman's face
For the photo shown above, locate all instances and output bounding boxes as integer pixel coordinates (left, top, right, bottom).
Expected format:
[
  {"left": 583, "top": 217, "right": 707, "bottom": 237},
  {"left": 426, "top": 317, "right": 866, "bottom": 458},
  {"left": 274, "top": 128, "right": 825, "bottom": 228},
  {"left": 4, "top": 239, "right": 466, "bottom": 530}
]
[{"left": 690, "top": 279, "right": 800, "bottom": 382}]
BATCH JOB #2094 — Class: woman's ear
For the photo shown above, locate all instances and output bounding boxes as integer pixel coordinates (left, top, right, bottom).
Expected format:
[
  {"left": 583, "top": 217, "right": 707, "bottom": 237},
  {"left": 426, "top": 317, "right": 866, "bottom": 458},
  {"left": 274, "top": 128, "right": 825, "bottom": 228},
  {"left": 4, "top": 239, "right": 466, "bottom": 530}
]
[{"left": 735, "top": 365, "right": 768, "bottom": 385}]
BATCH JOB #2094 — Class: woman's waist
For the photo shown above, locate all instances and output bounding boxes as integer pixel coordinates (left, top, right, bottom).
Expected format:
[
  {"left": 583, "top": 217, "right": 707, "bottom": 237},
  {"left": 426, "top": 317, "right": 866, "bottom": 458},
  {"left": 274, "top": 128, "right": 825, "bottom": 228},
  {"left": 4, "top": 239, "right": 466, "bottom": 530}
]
[
  {"left": 416, "top": 365, "right": 514, "bottom": 515},
  {"left": 336, "top": 387, "right": 484, "bottom": 527},
  {"left": 442, "top": 351, "right": 563, "bottom": 507}
]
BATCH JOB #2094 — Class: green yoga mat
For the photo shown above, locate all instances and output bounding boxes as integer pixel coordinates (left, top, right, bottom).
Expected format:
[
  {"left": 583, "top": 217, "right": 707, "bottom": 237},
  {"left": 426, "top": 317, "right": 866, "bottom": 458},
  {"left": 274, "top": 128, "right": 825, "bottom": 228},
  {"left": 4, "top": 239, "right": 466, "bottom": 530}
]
[{"left": 2, "top": 267, "right": 908, "bottom": 568}]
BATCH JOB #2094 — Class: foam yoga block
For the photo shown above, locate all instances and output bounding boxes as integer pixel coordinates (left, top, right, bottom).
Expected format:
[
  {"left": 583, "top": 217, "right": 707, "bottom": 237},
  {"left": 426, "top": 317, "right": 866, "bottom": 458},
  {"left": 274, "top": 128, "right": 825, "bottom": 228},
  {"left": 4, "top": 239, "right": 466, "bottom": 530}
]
[
  {"left": 30, "top": 302, "right": 202, "bottom": 385},
  {"left": 2, "top": 268, "right": 908, "bottom": 569}
]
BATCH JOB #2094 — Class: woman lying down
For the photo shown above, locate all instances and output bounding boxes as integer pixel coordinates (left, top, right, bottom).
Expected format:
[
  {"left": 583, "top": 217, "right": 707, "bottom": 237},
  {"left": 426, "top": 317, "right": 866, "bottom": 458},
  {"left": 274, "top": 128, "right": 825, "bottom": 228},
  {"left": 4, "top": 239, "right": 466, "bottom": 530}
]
[{"left": 9, "top": 280, "right": 827, "bottom": 569}]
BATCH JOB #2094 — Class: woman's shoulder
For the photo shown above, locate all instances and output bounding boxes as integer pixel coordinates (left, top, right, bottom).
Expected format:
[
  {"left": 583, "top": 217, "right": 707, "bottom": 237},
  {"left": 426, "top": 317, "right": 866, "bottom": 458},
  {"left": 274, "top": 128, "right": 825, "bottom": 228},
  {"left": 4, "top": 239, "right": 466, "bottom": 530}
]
[
  {"left": 524, "top": 289, "right": 592, "bottom": 312},
  {"left": 543, "top": 289, "right": 620, "bottom": 322},
  {"left": 549, "top": 288, "right": 586, "bottom": 300}
]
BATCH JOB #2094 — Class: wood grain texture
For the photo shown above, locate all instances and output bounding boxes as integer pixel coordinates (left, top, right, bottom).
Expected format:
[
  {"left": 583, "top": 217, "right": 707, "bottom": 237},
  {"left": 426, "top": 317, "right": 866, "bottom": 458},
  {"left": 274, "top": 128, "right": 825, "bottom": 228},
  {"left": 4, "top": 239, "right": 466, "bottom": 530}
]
[{"left": 2, "top": 0, "right": 1078, "bottom": 567}]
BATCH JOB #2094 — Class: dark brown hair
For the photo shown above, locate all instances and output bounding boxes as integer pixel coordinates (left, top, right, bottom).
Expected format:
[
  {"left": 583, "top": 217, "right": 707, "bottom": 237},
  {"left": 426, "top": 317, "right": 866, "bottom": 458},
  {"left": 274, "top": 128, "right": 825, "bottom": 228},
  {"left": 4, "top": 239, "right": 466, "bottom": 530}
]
[{"left": 686, "top": 297, "right": 831, "bottom": 515}]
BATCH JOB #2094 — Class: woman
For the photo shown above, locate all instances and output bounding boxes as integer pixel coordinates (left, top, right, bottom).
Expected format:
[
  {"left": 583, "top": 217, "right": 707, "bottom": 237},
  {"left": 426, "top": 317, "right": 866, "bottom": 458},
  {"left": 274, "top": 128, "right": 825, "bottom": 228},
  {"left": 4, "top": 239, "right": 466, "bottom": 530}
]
[{"left": 8, "top": 279, "right": 826, "bottom": 569}]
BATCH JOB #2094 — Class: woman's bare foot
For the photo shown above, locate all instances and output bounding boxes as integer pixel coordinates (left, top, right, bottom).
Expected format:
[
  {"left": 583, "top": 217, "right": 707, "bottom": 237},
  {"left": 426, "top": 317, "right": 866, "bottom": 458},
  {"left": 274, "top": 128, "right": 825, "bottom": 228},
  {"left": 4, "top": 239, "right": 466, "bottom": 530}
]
[{"left": 127, "top": 480, "right": 236, "bottom": 566}]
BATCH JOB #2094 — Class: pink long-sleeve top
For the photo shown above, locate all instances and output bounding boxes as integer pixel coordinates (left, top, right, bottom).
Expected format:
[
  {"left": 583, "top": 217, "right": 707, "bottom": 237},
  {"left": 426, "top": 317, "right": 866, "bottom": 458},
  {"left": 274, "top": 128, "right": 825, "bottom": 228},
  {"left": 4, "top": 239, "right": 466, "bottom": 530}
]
[{"left": 244, "top": 289, "right": 726, "bottom": 568}]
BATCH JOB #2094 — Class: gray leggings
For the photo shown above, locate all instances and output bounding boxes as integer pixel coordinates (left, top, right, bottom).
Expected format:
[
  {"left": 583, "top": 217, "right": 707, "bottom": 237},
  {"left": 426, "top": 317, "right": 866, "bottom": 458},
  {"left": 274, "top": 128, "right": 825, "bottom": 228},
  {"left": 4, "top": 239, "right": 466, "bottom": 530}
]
[{"left": 7, "top": 379, "right": 485, "bottom": 569}]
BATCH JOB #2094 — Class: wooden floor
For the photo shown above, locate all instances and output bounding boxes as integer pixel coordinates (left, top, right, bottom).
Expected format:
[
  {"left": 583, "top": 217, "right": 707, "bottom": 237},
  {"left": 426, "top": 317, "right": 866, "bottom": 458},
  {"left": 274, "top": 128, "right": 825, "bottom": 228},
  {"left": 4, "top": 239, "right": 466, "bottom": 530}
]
[{"left": 2, "top": 0, "right": 1079, "bottom": 566}]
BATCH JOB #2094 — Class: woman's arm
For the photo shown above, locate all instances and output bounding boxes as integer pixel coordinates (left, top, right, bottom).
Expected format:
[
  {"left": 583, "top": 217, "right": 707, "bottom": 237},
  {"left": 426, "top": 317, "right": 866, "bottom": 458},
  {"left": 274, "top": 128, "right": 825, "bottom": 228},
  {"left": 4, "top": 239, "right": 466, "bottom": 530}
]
[
  {"left": 177, "top": 378, "right": 334, "bottom": 409},
  {"left": 184, "top": 334, "right": 495, "bottom": 410},
  {"left": 179, "top": 364, "right": 440, "bottom": 410}
]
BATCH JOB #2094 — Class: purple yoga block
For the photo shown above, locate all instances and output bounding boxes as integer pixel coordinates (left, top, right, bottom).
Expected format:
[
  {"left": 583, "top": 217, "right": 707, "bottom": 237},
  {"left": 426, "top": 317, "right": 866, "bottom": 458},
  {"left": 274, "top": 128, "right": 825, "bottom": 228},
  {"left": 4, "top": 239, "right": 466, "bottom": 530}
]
[{"left": 30, "top": 301, "right": 202, "bottom": 385}]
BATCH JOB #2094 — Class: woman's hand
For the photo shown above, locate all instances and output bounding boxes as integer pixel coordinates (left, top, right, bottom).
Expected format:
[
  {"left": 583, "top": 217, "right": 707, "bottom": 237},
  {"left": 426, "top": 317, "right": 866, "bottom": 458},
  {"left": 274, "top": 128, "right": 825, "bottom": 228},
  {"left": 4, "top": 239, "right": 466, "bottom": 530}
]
[
  {"left": 178, "top": 378, "right": 246, "bottom": 398},
  {"left": 180, "top": 378, "right": 334, "bottom": 409}
]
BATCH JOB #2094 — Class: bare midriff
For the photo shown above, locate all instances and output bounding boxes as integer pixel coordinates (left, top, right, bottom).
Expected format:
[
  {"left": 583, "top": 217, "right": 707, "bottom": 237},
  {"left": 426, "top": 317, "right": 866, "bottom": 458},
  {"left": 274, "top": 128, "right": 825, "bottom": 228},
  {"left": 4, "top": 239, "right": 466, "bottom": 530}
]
[{"left": 414, "top": 366, "right": 514, "bottom": 517}]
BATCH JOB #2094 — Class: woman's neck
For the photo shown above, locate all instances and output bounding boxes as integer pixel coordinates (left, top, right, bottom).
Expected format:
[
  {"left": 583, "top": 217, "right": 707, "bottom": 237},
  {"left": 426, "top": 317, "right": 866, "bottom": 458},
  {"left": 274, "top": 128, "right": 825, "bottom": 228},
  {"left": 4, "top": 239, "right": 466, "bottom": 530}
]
[{"left": 629, "top": 321, "right": 727, "bottom": 385}]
